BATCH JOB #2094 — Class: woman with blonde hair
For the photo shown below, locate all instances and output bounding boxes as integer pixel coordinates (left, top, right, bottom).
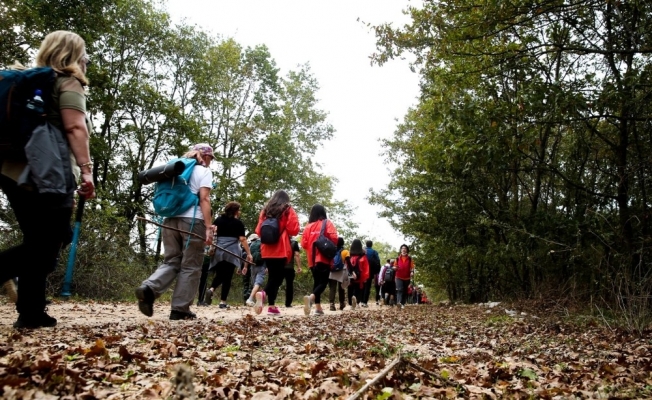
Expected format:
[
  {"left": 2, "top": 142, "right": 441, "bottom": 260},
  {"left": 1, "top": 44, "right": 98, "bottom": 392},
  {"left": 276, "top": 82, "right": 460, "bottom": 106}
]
[{"left": 0, "top": 30, "right": 95, "bottom": 328}]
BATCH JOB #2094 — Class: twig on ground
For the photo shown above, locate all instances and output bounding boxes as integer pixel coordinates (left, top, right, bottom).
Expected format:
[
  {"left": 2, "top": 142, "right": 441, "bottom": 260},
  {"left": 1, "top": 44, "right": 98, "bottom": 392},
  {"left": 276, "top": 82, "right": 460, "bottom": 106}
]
[
  {"left": 403, "top": 359, "right": 456, "bottom": 387},
  {"left": 346, "top": 357, "right": 402, "bottom": 400}
]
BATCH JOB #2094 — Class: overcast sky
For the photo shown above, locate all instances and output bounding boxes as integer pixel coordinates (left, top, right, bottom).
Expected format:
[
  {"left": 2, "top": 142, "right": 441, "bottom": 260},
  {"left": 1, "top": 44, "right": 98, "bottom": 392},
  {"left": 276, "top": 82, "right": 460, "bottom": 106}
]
[{"left": 166, "top": 0, "right": 421, "bottom": 249}]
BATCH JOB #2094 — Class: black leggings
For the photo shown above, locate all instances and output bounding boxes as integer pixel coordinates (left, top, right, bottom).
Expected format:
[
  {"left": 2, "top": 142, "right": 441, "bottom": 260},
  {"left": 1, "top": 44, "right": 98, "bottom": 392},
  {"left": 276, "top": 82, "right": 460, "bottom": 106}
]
[
  {"left": 282, "top": 268, "right": 295, "bottom": 307},
  {"left": 310, "top": 263, "right": 330, "bottom": 304},
  {"left": 209, "top": 261, "right": 236, "bottom": 301},
  {"left": 0, "top": 175, "right": 72, "bottom": 316},
  {"left": 263, "top": 258, "right": 285, "bottom": 306}
]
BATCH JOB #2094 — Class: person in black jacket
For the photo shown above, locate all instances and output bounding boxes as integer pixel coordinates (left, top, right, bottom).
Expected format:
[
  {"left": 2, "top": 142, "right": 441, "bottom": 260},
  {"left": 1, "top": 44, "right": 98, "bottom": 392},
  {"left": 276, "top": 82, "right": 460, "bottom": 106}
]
[{"left": 362, "top": 241, "right": 381, "bottom": 306}]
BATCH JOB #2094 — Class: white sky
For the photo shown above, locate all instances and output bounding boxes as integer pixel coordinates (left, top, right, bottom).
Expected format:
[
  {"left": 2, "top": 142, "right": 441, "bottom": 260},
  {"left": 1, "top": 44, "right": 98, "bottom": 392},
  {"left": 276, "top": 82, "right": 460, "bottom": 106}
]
[{"left": 166, "top": 0, "right": 421, "bottom": 249}]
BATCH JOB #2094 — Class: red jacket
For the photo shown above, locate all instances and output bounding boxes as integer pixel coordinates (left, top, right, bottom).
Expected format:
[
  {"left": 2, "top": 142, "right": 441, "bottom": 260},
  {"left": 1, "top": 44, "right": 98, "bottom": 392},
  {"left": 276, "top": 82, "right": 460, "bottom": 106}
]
[
  {"left": 255, "top": 206, "right": 300, "bottom": 262},
  {"left": 350, "top": 254, "right": 369, "bottom": 288},
  {"left": 395, "top": 255, "right": 414, "bottom": 280},
  {"left": 300, "top": 219, "right": 338, "bottom": 267}
]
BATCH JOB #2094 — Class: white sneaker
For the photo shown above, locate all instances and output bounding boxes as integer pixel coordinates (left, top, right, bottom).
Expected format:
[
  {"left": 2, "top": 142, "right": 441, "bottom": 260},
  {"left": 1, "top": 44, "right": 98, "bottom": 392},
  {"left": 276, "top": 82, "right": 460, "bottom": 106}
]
[
  {"left": 254, "top": 291, "right": 265, "bottom": 315},
  {"left": 246, "top": 298, "right": 255, "bottom": 307},
  {"left": 351, "top": 296, "right": 357, "bottom": 310}
]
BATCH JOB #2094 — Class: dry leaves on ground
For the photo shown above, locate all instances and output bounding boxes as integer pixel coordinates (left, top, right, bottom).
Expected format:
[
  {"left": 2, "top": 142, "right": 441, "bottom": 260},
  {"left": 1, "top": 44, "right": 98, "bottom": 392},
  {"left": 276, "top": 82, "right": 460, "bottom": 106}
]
[{"left": 0, "top": 303, "right": 651, "bottom": 399}]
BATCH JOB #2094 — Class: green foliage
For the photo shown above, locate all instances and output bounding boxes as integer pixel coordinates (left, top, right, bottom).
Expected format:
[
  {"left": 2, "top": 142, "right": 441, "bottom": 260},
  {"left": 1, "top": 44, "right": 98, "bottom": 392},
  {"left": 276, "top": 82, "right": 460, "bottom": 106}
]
[
  {"left": 0, "top": 0, "right": 340, "bottom": 299},
  {"left": 370, "top": 0, "right": 652, "bottom": 310}
]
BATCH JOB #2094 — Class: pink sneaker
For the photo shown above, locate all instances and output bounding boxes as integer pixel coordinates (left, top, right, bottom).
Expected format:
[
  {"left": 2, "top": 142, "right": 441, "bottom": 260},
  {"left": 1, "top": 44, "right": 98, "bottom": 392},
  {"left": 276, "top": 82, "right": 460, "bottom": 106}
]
[
  {"left": 254, "top": 291, "right": 266, "bottom": 315},
  {"left": 267, "top": 306, "right": 280, "bottom": 314}
]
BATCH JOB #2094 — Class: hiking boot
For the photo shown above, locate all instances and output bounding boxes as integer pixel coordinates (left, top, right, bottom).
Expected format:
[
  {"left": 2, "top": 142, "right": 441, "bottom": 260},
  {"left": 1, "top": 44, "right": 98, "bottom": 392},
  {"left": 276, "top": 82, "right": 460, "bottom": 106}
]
[
  {"left": 197, "top": 301, "right": 208, "bottom": 307},
  {"left": 170, "top": 310, "right": 197, "bottom": 320},
  {"left": 204, "top": 288, "right": 214, "bottom": 305},
  {"left": 267, "top": 306, "right": 280, "bottom": 315},
  {"left": 361, "top": 303, "right": 368, "bottom": 308},
  {"left": 315, "top": 309, "right": 324, "bottom": 315},
  {"left": 329, "top": 303, "right": 336, "bottom": 311},
  {"left": 351, "top": 296, "right": 357, "bottom": 310},
  {"left": 135, "top": 285, "right": 155, "bottom": 317},
  {"left": 340, "top": 302, "right": 345, "bottom": 310},
  {"left": 13, "top": 312, "right": 57, "bottom": 329},
  {"left": 254, "top": 291, "right": 266, "bottom": 315},
  {"left": 218, "top": 303, "right": 229, "bottom": 309}
]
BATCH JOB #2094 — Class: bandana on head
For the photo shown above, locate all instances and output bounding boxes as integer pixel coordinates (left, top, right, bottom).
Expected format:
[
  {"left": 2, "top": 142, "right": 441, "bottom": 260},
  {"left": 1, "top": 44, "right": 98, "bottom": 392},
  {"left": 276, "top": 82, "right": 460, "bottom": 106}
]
[{"left": 193, "top": 143, "right": 214, "bottom": 159}]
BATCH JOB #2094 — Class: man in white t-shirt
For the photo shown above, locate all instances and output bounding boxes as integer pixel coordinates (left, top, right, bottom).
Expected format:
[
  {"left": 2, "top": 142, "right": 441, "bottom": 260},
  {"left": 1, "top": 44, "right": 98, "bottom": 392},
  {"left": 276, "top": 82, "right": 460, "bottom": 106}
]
[{"left": 136, "top": 143, "right": 214, "bottom": 320}]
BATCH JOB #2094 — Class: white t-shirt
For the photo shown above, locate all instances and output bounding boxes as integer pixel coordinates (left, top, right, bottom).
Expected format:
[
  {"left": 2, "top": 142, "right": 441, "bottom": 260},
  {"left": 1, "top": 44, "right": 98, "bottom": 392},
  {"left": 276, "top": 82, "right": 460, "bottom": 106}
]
[{"left": 176, "top": 165, "right": 213, "bottom": 220}]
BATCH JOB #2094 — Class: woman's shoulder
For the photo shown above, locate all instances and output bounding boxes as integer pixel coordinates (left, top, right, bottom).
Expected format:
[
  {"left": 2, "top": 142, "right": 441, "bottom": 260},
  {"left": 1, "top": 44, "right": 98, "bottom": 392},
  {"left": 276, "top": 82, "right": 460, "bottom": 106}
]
[{"left": 56, "top": 75, "right": 84, "bottom": 93}]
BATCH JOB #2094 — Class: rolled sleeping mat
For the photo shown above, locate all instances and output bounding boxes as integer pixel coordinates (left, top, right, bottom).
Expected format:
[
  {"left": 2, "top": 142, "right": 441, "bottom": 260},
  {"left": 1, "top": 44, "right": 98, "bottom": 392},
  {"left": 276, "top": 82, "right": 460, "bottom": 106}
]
[{"left": 137, "top": 160, "right": 185, "bottom": 185}]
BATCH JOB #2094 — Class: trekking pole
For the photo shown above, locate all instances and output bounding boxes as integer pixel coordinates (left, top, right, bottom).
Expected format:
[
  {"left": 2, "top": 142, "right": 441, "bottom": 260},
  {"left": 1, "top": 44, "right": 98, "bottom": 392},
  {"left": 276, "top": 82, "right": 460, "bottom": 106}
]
[
  {"left": 137, "top": 217, "right": 254, "bottom": 264},
  {"left": 61, "top": 196, "right": 86, "bottom": 297}
]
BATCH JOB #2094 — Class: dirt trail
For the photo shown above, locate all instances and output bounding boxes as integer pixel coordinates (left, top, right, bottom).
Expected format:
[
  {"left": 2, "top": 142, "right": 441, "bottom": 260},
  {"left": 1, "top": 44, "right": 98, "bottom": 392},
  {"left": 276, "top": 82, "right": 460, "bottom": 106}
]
[{"left": 0, "top": 298, "right": 384, "bottom": 329}]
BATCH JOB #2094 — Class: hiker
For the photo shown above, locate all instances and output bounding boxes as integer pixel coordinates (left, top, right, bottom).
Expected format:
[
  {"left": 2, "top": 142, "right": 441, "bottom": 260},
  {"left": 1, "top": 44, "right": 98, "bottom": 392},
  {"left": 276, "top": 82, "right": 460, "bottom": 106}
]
[
  {"left": 379, "top": 259, "right": 397, "bottom": 306},
  {"left": 395, "top": 244, "right": 415, "bottom": 309},
  {"left": 0, "top": 31, "right": 95, "bottom": 328},
  {"left": 196, "top": 250, "right": 212, "bottom": 306},
  {"left": 135, "top": 144, "right": 214, "bottom": 320},
  {"left": 242, "top": 233, "right": 267, "bottom": 314},
  {"left": 205, "top": 201, "right": 254, "bottom": 309},
  {"left": 346, "top": 239, "right": 369, "bottom": 310},
  {"left": 362, "top": 240, "right": 381, "bottom": 307},
  {"left": 281, "top": 237, "right": 302, "bottom": 308},
  {"left": 328, "top": 237, "right": 349, "bottom": 311},
  {"left": 253, "top": 190, "right": 300, "bottom": 315},
  {"left": 301, "top": 204, "right": 338, "bottom": 316}
]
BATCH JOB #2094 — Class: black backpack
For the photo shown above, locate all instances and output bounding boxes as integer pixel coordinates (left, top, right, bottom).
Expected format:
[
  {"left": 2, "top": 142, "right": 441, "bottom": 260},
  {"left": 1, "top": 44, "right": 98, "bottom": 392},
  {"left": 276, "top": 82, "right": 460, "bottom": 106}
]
[
  {"left": 383, "top": 265, "right": 396, "bottom": 282},
  {"left": 312, "top": 219, "right": 337, "bottom": 264},
  {"left": 260, "top": 216, "right": 281, "bottom": 244},
  {"left": 0, "top": 67, "right": 56, "bottom": 161}
]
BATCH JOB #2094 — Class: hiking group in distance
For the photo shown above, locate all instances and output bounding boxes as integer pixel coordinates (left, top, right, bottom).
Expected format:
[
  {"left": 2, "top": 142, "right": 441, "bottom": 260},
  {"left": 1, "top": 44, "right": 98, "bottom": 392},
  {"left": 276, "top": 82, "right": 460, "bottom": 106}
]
[{"left": 135, "top": 171, "right": 431, "bottom": 319}]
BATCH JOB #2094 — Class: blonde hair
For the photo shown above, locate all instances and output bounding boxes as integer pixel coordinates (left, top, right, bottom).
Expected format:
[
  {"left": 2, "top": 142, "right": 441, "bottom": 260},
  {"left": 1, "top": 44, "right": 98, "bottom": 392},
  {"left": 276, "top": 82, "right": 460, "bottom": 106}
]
[{"left": 35, "top": 30, "right": 88, "bottom": 85}]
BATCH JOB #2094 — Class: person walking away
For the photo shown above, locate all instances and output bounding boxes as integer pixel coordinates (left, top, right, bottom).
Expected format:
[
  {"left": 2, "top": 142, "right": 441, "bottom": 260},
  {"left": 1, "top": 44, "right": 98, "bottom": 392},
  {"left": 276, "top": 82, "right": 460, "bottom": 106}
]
[
  {"left": 362, "top": 240, "right": 381, "bottom": 307},
  {"left": 282, "top": 237, "right": 301, "bottom": 307},
  {"left": 395, "top": 244, "right": 414, "bottom": 309},
  {"left": 196, "top": 250, "right": 212, "bottom": 306},
  {"left": 238, "top": 245, "right": 251, "bottom": 303},
  {"left": 347, "top": 239, "right": 369, "bottom": 310},
  {"left": 254, "top": 190, "right": 300, "bottom": 315},
  {"left": 205, "top": 202, "right": 253, "bottom": 309},
  {"left": 242, "top": 233, "right": 267, "bottom": 314},
  {"left": 328, "top": 237, "right": 349, "bottom": 311},
  {"left": 0, "top": 30, "right": 95, "bottom": 328},
  {"left": 301, "top": 204, "right": 338, "bottom": 316},
  {"left": 379, "top": 259, "right": 397, "bottom": 306},
  {"left": 135, "top": 144, "right": 213, "bottom": 320}
]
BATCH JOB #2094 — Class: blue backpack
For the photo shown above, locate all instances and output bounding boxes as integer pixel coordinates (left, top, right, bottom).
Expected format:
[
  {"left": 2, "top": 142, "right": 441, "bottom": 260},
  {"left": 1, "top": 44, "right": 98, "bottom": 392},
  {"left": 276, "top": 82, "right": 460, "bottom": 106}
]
[
  {"left": 0, "top": 67, "right": 56, "bottom": 160},
  {"left": 331, "top": 248, "right": 345, "bottom": 271},
  {"left": 152, "top": 158, "right": 198, "bottom": 217}
]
